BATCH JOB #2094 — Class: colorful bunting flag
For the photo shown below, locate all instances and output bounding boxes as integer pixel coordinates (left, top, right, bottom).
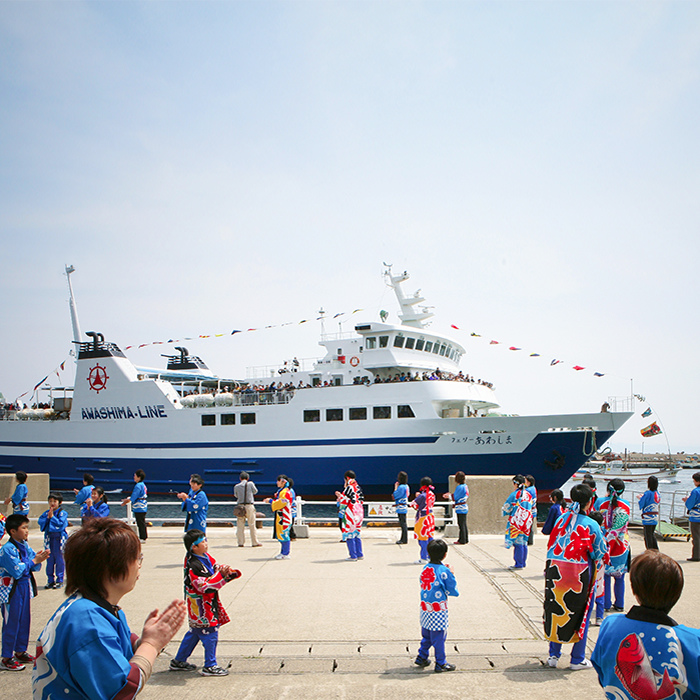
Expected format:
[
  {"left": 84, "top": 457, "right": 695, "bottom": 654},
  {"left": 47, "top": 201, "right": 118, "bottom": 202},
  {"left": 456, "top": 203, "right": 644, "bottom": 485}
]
[
  {"left": 490, "top": 340, "right": 500, "bottom": 345},
  {"left": 33, "top": 376, "right": 48, "bottom": 390},
  {"left": 641, "top": 407, "right": 652, "bottom": 418},
  {"left": 530, "top": 353, "right": 540, "bottom": 357},
  {"left": 594, "top": 372, "right": 605, "bottom": 377},
  {"left": 550, "top": 359, "right": 561, "bottom": 366},
  {"left": 509, "top": 347, "right": 521, "bottom": 351},
  {"left": 470, "top": 332, "right": 481, "bottom": 337},
  {"left": 641, "top": 422, "right": 662, "bottom": 438},
  {"left": 573, "top": 366, "right": 585, "bottom": 371}
]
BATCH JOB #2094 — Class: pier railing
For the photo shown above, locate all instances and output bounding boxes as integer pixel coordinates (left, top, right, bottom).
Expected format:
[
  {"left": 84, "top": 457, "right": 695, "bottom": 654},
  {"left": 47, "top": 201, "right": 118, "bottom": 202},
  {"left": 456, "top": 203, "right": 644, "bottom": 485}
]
[{"left": 18, "top": 498, "right": 457, "bottom": 531}]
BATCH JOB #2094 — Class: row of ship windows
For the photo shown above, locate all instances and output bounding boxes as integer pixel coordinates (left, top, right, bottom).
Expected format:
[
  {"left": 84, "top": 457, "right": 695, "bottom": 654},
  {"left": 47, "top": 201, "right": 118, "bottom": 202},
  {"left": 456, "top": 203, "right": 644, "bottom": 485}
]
[
  {"left": 304, "top": 405, "right": 415, "bottom": 422},
  {"left": 201, "top": 413, "right": 256, "bottom": 426},
  {"left": 199, "top": 405, "right": 416, "bottom": 427},
  {"left": 364, "top": 335, "right": 461, "bottom": 362}
]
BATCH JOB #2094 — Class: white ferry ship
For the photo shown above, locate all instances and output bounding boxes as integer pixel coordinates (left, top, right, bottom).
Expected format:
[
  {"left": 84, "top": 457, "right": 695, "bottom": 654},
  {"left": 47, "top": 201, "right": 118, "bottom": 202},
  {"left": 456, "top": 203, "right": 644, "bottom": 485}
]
[{"left": 0, "top": 266, "right": 632, "bottom": 498}]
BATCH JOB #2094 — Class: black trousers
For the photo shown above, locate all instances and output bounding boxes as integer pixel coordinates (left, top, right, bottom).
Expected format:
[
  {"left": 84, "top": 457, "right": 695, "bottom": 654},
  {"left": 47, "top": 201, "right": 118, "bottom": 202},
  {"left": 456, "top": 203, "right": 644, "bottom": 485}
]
[
  {"left": 457, "top": 513, "right": 469, "bottom": 544},
  {"left": 643, "top": 523, "right": 658, "bottom": 550},
  {"left": 135, "top": 512, "right": 148, "bottom": 541},
  {"left": 397, "top": 512, "right": 408, "bottom": 544}
]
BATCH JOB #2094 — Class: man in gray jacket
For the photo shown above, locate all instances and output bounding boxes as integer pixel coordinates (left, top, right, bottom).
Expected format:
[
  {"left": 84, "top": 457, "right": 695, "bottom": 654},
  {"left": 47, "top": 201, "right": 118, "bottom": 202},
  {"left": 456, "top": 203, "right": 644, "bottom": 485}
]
[{"left": 234, "top": 472, "right": 261, "bottom": 547}]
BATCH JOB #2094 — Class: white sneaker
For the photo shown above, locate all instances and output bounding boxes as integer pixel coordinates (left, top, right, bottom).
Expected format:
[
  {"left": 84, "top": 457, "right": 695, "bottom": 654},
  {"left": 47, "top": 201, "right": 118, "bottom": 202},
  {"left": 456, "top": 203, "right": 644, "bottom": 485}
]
[
  {"left": 547, "top": 656, "right": 559, "bottom": 668},
  {"left": 569, "top": 658, "right": 593, "bottom": 670},
  {"left": 274, "top": 553, "right": 290, "bottom": 560}
]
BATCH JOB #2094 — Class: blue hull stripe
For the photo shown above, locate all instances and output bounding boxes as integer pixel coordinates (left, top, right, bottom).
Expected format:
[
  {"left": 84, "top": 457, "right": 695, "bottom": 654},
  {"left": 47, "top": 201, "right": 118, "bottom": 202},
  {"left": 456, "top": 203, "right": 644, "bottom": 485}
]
[
  {"left": 0, "top": 435, "right": 438, "bottom": 450},
  {"left": 0, "top": 430, "right": 616, "bottom": 497}
]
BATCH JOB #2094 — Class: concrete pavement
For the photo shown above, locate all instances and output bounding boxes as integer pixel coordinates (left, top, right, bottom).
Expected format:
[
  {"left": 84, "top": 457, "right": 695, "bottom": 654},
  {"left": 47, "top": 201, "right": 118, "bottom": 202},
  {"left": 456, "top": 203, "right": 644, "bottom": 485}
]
[{"left": 5, "top": 524, "right": 700, "bottom": 699}]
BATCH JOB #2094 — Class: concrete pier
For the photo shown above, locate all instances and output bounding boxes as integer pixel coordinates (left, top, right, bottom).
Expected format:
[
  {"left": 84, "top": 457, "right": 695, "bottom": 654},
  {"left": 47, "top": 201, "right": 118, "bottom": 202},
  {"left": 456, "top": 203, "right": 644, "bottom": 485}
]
[{"left": 6, "top": 525, "right": 700, "bottom": 699}]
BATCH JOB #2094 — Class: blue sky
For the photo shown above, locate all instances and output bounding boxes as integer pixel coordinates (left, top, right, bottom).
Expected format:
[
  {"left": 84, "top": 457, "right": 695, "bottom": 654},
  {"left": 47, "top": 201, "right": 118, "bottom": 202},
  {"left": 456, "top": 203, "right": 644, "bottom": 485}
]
[{"left": 1, "top": 1, "right": 699, "bottom": 453}]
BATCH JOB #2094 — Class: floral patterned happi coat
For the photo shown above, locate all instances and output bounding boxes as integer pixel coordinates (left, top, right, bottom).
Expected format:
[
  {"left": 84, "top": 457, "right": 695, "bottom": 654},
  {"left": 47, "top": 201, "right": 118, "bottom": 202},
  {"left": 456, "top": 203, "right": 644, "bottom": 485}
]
[
  {"left": 414, "top": 485, "right": 436, "bottom": 542},
  {"left": 271, "top": 483, "right": 293, "bottom": 542},
  {"left": 502, "top": 486, "right": 533, "bottom": 548},
  {"left": 337, "top": 478, "right": 364, "bottom": 541},
  {"left": 184, "top": 552, "right": 233, "bottom": 629}
]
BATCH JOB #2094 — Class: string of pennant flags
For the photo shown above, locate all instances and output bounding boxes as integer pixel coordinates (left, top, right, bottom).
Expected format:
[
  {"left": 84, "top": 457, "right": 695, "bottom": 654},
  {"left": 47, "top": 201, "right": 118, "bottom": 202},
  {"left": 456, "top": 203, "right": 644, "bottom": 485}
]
[
  {"left": 448, "top": 325, "right": 609, "bottom": 376},
  {"left": 14, "top": 311, "right": 664, "bottom": 438}
]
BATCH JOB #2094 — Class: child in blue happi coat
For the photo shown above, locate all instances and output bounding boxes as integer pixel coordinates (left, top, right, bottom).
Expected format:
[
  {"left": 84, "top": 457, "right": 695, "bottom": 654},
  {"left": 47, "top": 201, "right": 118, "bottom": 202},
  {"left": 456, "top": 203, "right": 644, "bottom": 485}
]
[
  {"left": 73, "top": 473, "right": 94, "bottom": 524},
  {"left": 178, "top": 474, "right": 209, "bottom": 533},
  {"left": 38, "top": 493, "right": 69, "bottom": 589},
  {"left": 84, "top": 486, "right": 110, "bottom": 519},
  {"left": 638, "top": 475, "right": 660, "bottom": 550},
  {"left": 4, "top": 472, "right": 29, "bottom": 516},
  {"left": 393, "top": 471, "right": 410, "bottom": 545},
  {"left": 0, "top": 514, "right": 49, "bottom": 671},
  {"left": 414, "top": 539, "right": 459, "bottom": 673}
]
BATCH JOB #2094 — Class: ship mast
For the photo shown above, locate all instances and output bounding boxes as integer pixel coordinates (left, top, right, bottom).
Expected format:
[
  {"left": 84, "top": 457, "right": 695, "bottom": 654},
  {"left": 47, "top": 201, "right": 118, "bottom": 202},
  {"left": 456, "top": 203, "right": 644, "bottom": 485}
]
[
  {"left": 383, "top": 264, "right": 434, "bottom": 328},
  {"left": 65, "top": 265, "right": 82, "bottom": 361}
]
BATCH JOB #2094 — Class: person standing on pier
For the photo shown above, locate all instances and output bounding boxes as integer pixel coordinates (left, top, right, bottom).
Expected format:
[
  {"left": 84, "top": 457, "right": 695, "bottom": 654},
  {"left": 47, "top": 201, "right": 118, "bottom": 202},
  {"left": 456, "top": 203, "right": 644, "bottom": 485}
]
[
  {"left": 502, "top": 475, "right": 532, "bottom": 570},
  {"left": 264, "top": 475, "right": 293, "bottom": 559},
  {"left": 525, "top": 475, "right": 537, "bottom": 545},
  {"left": 73, "top": 473, "right": 94, "bottom": 526},
  {"left": 336, "top": 471, "right": 364, "bottom": 561},
  {"left": 393, "top": 472, "right": 410, "bottom": 545},
  {"left": 444, "top": 472, "right": 469, "bottom": 545},
  {"left": 178, "top": 475, "right": 209, "bottom": 533},
  {"left": 233, "top": 472, "right": 261, "bottom": 548},
  {"left": 637, "top": 475, "right": 660, "bottom": 550},
  {"left": 38, "top": 493, "right": 69, "bottom": 589},
  {"left": 4, "top": 472, "right": 29, "bottom": 516},
  {"left": 544, "top": 484, "right": 607, "bottom": 670},
  {"left": 413, "top": 477, "right": 436, "bottom": 565},
  {"left": 592, "top": 550, "right": 700, "bottom": 698},
  {"left": 414, "top": 539, "right": 459, "bottom": 673},
  {"left": 599, "top": 479, "right": 631, "bottom": 612},
  {"left": 121, "top": 470, "right": 148, "bottom": 542},
  {"left": 683, "top": 471, "right": 700, "bottom": 561}
]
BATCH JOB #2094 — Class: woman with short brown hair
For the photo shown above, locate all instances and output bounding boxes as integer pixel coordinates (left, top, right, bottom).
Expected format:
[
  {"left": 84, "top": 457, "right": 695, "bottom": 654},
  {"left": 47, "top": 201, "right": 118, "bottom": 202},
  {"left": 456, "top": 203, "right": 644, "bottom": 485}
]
[{"left": 33, "top": 518, "right": 185, "bottom": 699}]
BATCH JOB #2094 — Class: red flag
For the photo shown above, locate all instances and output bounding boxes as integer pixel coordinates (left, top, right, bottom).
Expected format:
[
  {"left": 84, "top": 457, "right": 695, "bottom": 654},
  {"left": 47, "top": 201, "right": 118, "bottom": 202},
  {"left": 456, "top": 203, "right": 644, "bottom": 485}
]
[
  {"left": 573, "top": 366, "right": 585, "bottom": 371},
  {"left": 451, "top": 324, "right": 460, "bottom": 330},
  {"left": 509, "top": 347, "right": 521, "bottom": 351},
  {"left": 490, "top": 340, "right": 499, "bottom": 345}
]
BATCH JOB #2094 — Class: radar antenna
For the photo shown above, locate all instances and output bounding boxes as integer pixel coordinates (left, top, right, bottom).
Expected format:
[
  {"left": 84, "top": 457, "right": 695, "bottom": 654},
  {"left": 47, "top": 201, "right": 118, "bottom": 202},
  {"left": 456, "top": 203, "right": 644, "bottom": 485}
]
[{"left": 65, "top": 265, "right": 82, "bottom": 361}]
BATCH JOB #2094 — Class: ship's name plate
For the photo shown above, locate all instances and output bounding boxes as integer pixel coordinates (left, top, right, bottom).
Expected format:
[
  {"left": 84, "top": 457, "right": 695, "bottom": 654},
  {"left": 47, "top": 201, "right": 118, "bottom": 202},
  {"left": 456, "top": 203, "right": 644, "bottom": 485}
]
[{"left": 80, "top": 405, "right": 168, "bottom": 420}]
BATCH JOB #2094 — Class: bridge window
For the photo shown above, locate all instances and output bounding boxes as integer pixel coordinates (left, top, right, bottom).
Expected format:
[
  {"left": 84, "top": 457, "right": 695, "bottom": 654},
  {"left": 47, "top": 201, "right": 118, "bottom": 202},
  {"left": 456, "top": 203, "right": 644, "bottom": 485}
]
[
  {"left": 393, "top": 336, "right": 405, "bottom": 348},
  {"left": 201, "top": 415, "right": 215, "bottom": 426},
  {"left": 379, "top": 336, "right": 389, "bottom": 348},
  {"left": 397, "top": 405, "right": 415, "bottom": 418},
  {"left": 304, "top": 410, "right": 320, "bottom": 423},
  {"left": 221, "top": 414, "right": 235, "bottom": 425},
  {"left": 326, "top": 408, "right": 343, "bottom": 422},
  {"left": 415, "top": 339, "right": 425, "bottom": 351},
  {"left": 349, "top": 407, "right": 367, "bottom": 421},
  {"left": 366, "top": 337, "right": 377, "bottom": 349},
  {"left": 240, "top": 413, "right": 256, "bottom": 425},
  {"left": 433, "top": 343, "right": 441, "bottom": 354},
  {"left": 424, "top": 341, "right": 433, "bottom": 353},
  {"left": 373, "top": 406, "right": 391, "bottom": 420},
  {"left": 405, "top": 337, "right": 415, "bottom": 349}
]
